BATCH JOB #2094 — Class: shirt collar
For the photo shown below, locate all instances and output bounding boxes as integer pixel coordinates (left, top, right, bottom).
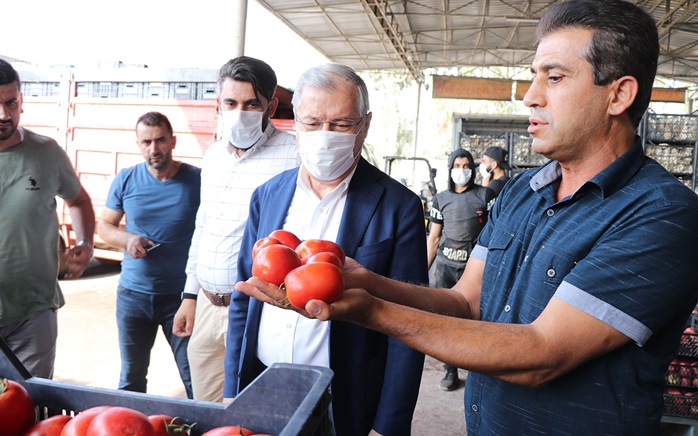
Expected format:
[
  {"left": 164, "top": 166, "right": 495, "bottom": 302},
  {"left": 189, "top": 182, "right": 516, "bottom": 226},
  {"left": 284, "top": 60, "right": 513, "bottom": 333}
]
[
  {"left": 296, "top": 165, "right": 357, "bottom": 199},
  {"left": 529, "top": 136, "right": 645, "bottom": 199}
]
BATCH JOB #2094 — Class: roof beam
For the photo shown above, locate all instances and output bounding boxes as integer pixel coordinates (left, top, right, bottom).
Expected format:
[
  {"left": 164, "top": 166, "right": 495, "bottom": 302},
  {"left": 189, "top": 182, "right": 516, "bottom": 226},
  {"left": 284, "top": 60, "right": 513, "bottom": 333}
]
[{"left": 361, "top": 0, "right": 424, "bottom": 83}]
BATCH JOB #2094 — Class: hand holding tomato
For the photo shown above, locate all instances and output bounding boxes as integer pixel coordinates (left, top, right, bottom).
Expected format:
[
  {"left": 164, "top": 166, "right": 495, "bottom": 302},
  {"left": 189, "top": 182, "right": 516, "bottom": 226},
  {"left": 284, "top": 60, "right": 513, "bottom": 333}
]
[
  {"left": 306, "top": 251, "right": 343, "bottom": 269},
  {"left": 296, "top": 239, "right": 345, "bottom": 265},
  {"left": 248, "top": 232, "right": 355, "bottom": 312},
  {"left": 251, "top": 244, "right": 302, "bottom": 286},
  {"left": 251, "top": 237, "right": 281, "bottom": 259},
  {"left": 284, "top": 262, "right": 344, "bottom": 309},
  {"left": 269, "top": 229, "right": 302, "bottom": 250}
]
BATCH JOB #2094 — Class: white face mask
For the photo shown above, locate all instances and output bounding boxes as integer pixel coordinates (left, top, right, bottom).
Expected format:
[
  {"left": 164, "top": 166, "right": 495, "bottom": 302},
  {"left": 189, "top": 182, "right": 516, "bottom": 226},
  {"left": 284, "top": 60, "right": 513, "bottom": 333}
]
[
  {"left": 478, "top": 162, "right": 492, "bottom": 178},
  {"left": 220, "top": 110, "right": 264, "bottom": 150},
  {"left": 451, "top": 168, "right": 472, "bottom": 186},
  {"left": 298, "top": 130, "right": 359, "bottom": 181}
]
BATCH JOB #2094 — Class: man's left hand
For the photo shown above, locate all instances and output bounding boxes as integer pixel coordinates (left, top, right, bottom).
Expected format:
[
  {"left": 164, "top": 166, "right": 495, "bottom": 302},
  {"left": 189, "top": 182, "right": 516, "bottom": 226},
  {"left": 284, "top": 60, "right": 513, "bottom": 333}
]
[{"left": 62, "top": 244, "right": 93, "bottom": 279}]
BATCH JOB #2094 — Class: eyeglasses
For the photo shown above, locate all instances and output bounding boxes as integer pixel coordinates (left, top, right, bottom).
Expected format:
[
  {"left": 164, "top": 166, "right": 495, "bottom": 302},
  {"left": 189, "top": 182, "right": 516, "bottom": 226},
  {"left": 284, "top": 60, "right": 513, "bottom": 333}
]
[{"left": 294, "top": 114, "right": 366, "bottom": 133}]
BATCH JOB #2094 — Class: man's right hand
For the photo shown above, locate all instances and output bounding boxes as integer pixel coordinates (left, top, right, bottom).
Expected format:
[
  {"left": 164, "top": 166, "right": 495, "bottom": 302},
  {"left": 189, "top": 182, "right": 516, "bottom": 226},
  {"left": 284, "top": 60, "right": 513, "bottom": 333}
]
[
  {"left": 305, "top": 287, "right": 378, "bottom": 324},
  {"left": 126, "top": 234, "right": 155, "bottom": 259},
  {"left": 173, "top": 299, "right": 196, "bottom": 337}
]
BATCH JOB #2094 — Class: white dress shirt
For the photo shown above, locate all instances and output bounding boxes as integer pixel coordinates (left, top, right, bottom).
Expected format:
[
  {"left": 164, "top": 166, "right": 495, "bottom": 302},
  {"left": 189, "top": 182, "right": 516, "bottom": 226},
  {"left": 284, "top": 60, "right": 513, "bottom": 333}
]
[
  {"left": 256, "top": 167, "right": 356, "bottom": 368},
  {"left": 183, "top": 125, "right": 299, "bottom": 296}
]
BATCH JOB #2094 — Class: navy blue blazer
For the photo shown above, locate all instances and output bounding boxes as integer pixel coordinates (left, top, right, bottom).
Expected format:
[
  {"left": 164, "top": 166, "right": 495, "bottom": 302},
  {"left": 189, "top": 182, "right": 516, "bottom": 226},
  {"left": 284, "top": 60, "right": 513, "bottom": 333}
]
[{"left": 225, "top": 158, "right": 429, "bottom": 436}]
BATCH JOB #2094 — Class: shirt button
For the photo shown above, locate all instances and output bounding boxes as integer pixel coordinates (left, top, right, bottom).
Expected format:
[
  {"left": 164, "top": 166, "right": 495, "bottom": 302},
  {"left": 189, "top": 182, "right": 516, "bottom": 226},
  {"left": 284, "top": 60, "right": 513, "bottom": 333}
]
[
  {"left": 286, "top": 323, "right": 292, "bottom": 329},
  {"left": 547, "top": 268, "right": 556, "bottom": 278},
  {"left": 546, "top": 209, "right": 554, "bottom": 217},
  {"left": 471, "top": 404, "right": 479, "bottom": 412},
  {"left": 504, "top": 304, "right": 511, "bottom": 312}
]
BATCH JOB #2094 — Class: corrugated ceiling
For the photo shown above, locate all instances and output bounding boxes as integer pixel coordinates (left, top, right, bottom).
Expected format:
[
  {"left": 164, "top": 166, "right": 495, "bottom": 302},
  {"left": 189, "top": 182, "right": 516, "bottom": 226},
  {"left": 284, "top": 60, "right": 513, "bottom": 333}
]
[{"left": 256, "top": 0, "right": 698, "bottom": 84}]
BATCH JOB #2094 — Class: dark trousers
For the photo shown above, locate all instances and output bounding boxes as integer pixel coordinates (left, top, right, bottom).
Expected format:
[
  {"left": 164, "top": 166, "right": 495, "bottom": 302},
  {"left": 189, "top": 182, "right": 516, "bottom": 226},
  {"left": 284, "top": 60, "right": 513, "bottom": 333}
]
[{"left": 116, "top": 286, "right": 192, "bottom": 398}]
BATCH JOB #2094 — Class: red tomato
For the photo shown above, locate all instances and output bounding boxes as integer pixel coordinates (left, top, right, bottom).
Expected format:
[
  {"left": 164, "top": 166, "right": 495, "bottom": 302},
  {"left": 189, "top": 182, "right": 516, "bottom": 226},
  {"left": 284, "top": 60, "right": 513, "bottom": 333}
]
[
  {"left": 268, "top": 229, "right": 302, "bottom": 250},
  {"left": 201, "top": 426, "right": 254, "bottom": 436},
  {"left": 295, "top": 239, "right": 345, "bottom": 265},
  {"left": 24, "top": 414, "right": 72, "bottom": 436},
  {"left": 86, "top": 407, "right": 154, "bottom": 436},
  {"left": 306, "top": 251, "right": 343, "bottom": 269},
  {"left": 60, "top": 406, "right": 110, "bottom": 436},
  {"left": 284, "top": 262, "right": 344, "bottom": 309},
  {"left": 0, "top": 378, "right": 35, "bottom": 436},
  {"left": 147, "top": 415, "right": 190, "bottom": 436},
  {"left": 251, "top": 237, "right": 281, "bottom": 259},
  {"left": 252, "top": 244, "right": 302, "bottom": 286}
]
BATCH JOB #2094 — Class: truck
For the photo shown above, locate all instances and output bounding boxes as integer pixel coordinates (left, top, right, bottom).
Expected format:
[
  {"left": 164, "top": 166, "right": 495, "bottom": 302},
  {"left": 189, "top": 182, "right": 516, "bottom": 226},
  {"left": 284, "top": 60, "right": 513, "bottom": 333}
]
[{"left": 17, "top": 66, "right": 295, "bottom": 261}]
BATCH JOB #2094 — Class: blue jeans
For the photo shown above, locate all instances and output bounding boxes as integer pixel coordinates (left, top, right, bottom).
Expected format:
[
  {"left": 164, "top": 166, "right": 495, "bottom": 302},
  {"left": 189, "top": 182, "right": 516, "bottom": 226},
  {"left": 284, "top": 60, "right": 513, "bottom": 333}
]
[{"left": 116, "top": 286, "right": 192, "bottom": 398}]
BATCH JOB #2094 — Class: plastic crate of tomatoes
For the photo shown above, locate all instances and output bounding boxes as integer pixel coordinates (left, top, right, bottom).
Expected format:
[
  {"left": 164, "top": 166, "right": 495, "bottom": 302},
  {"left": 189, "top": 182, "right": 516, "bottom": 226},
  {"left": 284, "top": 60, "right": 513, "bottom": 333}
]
[
  {"left": 663, "top": 308, "right": 698, "bottom": 419},
  {"left": 664, "top": 387, "right": 698, "bottom": 419},
  {"left": 0, "top": 337, "right": 333, "bottom": 435},
  {"left": 676, "top": 324, "right": 698, "bottom": 358},
  {"left": 666, "top": 357, "right": 698, "bottom": 389}
]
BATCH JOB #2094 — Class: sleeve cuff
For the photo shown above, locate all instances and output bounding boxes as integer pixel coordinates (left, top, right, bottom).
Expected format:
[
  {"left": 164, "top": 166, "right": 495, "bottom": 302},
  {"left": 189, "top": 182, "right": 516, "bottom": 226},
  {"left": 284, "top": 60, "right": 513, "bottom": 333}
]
[{"left": 181, "top": 292, "right": 198, "bottom": 300}]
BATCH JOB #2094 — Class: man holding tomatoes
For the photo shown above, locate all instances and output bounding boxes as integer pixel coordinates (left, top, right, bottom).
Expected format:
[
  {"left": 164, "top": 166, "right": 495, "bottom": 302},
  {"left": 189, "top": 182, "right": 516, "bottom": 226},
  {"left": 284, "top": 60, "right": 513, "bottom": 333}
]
[
  {"left": 0, "top": 59, "right": 95, "bottom": 379},
  {"left": 172, "top": 57, "right": 299, "bottom": 402},
  {"left": 235, "top": 1, "right": 698, "bottom": 434},
  {"left": 226, "top": 63, "right": 429, "bottom": 436}
]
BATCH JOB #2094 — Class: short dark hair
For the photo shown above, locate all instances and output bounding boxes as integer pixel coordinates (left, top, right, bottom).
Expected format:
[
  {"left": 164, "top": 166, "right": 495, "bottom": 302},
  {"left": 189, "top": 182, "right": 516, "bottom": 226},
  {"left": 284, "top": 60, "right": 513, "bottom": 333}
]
[
  {"left": 217, "top": 56, "right": 277, "bottom": 102},
  {"left": 136, "top": 111, "right": 173, "bottom": 136},
  {"left": 536, "top": 0, "right": 658, "bottom": 129},
  {"left": 0, "top": 59, "right": 20, "bottom": 89}
]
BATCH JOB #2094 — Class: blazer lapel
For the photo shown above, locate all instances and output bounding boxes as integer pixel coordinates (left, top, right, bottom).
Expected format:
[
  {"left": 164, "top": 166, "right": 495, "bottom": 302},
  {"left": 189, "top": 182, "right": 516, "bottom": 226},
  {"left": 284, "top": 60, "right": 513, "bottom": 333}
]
[
  {"left": 262, "top": 170, "right": 298, "bottom": 235},
  {"left": 336, "top": 159, "right": 385, "bottom": 258}
]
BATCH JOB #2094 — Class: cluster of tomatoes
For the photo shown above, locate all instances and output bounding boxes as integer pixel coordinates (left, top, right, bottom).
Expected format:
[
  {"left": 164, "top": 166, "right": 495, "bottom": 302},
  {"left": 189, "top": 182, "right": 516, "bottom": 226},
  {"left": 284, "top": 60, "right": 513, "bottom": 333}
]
[
  {"left": 251, "top": 230, "right": 345, "bottom": 309},
  {"left": 1, "top": 378, "right": 266, "bottom": 436}
]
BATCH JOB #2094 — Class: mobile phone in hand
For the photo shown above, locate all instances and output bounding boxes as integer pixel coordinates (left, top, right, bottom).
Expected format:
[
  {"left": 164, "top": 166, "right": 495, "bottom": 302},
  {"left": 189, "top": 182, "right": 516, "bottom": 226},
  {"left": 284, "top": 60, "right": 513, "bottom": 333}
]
[{"left": 146, "top": 243, "right": 161, "bottom": 252}]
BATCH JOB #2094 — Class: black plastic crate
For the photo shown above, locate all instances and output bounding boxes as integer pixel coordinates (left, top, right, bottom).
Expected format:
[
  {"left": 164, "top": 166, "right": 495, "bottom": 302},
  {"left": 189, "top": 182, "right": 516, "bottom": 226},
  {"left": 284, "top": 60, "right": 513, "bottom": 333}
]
[
  {"left": 644, "top": 143, "right": 694, "bottom": 174},
  {"left": 664, "top": 389, "right": 698, "bottom": 419},
  {"left": 0, "top": 337, "right": 333, "bottom": 435},
  {"left": 460, "top": 134, "right": 506, "bottom": 162},
  {"left": 646, "top": 114, "right": 698, "bottom": 143},
  {"left": 678, "top": 333, "right": 698, "bottom": 358},
  {"left": 511, "top": 135, "right": 547, "bottom": 167},
  {"left": 666, "top": 357, "right": 698, "bottom": 388}
]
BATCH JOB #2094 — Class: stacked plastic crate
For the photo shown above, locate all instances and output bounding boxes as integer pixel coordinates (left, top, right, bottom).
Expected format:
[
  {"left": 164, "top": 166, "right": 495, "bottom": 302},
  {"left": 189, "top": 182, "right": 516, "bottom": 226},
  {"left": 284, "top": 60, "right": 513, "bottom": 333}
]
[
  {"left": 642, "top": 112, "right": 698, "bottom": 191},
  {"left": 664, "top": 307, "right": 698, "bottom": 418}
]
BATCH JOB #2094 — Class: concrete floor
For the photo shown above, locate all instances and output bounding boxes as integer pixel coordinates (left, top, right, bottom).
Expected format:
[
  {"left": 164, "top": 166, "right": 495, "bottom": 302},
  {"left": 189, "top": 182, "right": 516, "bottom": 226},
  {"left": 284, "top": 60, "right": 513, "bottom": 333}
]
[{"left": 55, "top": 260, "right": 467, "bottom": 435}]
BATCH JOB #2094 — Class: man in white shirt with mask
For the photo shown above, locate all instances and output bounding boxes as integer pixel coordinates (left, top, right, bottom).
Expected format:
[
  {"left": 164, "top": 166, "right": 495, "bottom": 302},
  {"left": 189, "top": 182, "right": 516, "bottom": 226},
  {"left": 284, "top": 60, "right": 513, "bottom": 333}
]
[
  {"left": 173, "top": 56, "right": 299, "bottom": 402},
  {"left": 225, "top": 63, "right": 429, "bottom": 436}
]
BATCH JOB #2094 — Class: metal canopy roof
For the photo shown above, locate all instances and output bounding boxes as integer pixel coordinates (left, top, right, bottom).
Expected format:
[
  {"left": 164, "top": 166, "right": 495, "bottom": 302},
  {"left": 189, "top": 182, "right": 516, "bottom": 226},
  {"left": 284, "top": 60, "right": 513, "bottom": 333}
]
[{"left": 256, "top": 0, "right": 698, "bottom": 85}]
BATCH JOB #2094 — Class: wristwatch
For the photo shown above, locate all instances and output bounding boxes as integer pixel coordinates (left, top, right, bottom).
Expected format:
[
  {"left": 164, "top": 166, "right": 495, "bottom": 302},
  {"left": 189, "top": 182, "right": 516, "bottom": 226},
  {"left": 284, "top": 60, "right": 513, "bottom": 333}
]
[{"left": 76, "top": 240, "right": 94, "bottom": 250}]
